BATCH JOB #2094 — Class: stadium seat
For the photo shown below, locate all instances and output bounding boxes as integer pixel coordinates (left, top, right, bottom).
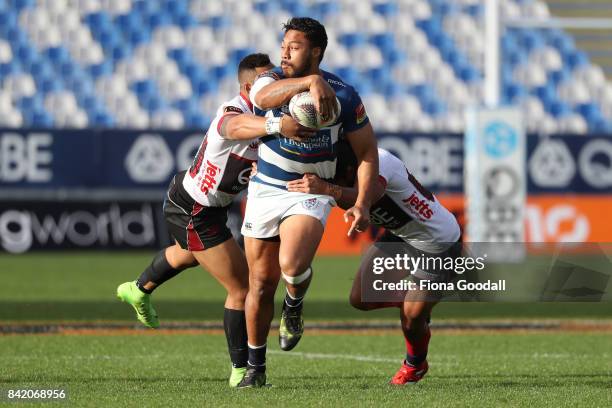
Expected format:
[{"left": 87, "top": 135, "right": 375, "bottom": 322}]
[{"left": 0, "top": 0, "right": 609, "bottom": 132}]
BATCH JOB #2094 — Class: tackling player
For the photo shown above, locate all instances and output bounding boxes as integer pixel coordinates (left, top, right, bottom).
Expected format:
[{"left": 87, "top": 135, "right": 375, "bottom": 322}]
[
  {"left": 286, "top": 141, "right": 462, "bottom": 385},
  {"left": 116, "top": 53, "right": 315, "bottom": 387},
  {"left": 238, "top": 17, "right": 379, "bottom": 388}
]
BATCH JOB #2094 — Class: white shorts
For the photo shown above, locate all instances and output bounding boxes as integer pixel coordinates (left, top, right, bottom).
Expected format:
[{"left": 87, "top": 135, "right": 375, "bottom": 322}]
[{"left": 241, "top": 181, "right": 335, "bottom": 238}]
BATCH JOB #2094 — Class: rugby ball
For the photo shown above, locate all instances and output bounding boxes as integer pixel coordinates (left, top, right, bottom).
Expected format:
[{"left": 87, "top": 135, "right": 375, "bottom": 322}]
[{"left": 288, "top": 91, "right": 341, "bottom": 129}]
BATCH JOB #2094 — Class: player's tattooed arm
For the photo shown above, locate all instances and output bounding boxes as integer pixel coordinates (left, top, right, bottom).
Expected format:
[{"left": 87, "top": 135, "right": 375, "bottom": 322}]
[{"left": 253, "top": 75, "right": 335, "bottom": 116}]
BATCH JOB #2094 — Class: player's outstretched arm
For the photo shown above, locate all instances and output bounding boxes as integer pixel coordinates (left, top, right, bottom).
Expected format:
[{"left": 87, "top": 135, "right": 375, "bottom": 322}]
[
  {"left": 251, "top": 75, "right": 337, "bottom": 118},
  {"left": 286, "top": 174, "right": 385, "bottom": 210},
  {"left": 221, "top": 113, "right": 316, "bottom": 141},
  {"left": 344, "top": 122, "right": 379, "bottom": 236}
]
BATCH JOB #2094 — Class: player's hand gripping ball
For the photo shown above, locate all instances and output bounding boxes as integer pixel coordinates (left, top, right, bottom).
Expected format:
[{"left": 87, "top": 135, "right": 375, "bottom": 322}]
[{"left": 288, "top": 91, "right": 341, "bottom": 129}]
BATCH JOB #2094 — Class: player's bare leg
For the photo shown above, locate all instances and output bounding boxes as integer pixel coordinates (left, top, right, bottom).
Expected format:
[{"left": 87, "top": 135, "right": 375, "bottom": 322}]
[
  {"left": 191, "top": 238, "right": 251, "bottom": 387},
  {"left": 241, "top": 236, "right": 281, "bottom": 384},
  {"left": 277, "top": 215, "right": 324, "bottom": 351},
  {"left": 349, "top": 245, "right": 402, "bottom": 311},
  {"left": 390, "top": 295, "right": 438, "bottom": 385}
]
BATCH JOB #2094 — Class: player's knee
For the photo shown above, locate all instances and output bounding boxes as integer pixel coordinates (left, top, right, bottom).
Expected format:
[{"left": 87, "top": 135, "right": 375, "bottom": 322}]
[
  {"left": 278, "top": 255, "right": 310, "bottom": 278},
  {"left": 249, "top": 275, "right": 277, "bottom": 299}
]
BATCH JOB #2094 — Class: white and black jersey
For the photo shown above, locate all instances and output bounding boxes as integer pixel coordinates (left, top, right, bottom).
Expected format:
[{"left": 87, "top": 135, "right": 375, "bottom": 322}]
[{"left": 182, "top": 94, "right": 259, "bottom": 207}]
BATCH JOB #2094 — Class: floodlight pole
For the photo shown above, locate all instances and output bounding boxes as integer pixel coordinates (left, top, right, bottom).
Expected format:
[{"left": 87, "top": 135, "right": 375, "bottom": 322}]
[{"left": 484, "top": 0, "right": 501, "bottom": 108}]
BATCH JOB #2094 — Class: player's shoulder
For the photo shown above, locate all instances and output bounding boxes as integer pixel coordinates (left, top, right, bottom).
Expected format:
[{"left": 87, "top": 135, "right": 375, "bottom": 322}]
[
  {"left": 322, "top": 70, "right": 359, "bottom": 97},
  {"left": 255, "top": 66, "right": 285, "bottom": 82},
  {"left": 218, "top": 95, "right": 249, "bottom": 116}
]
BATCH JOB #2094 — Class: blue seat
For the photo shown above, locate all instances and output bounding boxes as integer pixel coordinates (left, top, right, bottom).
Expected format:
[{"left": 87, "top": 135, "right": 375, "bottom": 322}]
[
  {"left": 281, "top": 1, "right": 307, "bottom": 16},
  {"left": 254, "top": 1, "right": 280, "bottom": 14},
  {"left": 208, "top": 15, "right": 231, "bottom": 30},
  {"left": 370, "top": 33, "right": 395, "bottom": 54},
  {"left": 335, "top": 66, "right": 359, "bottom": 84},
  {"left": 532, "top": 84, "right": 557, "bottom": 106},
  {"left": 109, "top": 45, "right": 129, "bottom": 61},
  {"left": 383, "top": 82, "right": 408, "bottom": 98},
  {"left": 311, "top": 2, "right": 339, "bottom": 16},
  {"left": 417, "top": 18, "right": 442, "bottom": 38},
  {"left": 459, "top": 66, "right": 480, "bottom": 82},
  {"left": 367, "top": 67, "right": 390, "bottom": 84},
  {"left": 32, "top": 111, "right": 54, "bottom": 127},
  {"left": 45, "top": 47, "right": 71, "bottom": 64},
  {"left": 132, "top": 80, "right": 158, "bottom": 97},
  {"left": 338, "top": 33, "right": 367, "bottom": 49},
  {"left": 186, "top": 113, "right": 209, "bottom": 129},
  {"left": 88, "top": 61, "right": 113, "bottom": 78},
  {"left": 147, "top": 12, "right": 171, "bottom": 29},
  {"left": 92, "top": 112, "right": 115, "bottom": 127},
  {"left": 195, "top": 79, "right": 214, "bottom": 95},
  {"left": 565, "top": 51, "right": 589, "bottom": 70},
  {"left": 373, "top": 2, "right": 399, "bottom": 17},
  {"left": 40, "top": 78, "right": 63, "bottom": 93},
  {"left": 548, "top": 68, "right": 570, "bottom": 86},
  {"left": 176, "top": 14, "right": 198, "bottom": 29},
  {"left": 503, "top": 83, "right": 527, "bottom": 103},
  {"left": 549, "top": 101, "right": 571, "bottom": 117}
]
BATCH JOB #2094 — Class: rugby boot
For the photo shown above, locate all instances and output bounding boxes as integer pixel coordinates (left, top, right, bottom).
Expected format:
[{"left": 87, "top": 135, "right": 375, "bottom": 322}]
[
  {"left": 236, "top": 368, "right": 267, "bottom": 388},
  {"left": 116, "top": 281, "right": 159, "bottom": 328},
  {"left": 278, "top": 302, "right": 304, "bottom": 351},
  {"left": 390, "top": 360, "right": 429, "bottom": 385}
]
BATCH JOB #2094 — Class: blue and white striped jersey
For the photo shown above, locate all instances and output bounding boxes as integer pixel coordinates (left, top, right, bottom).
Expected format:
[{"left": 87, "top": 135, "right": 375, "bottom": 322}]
[{"left": 249, "top": 67, "right": 369, "bottom": 188}]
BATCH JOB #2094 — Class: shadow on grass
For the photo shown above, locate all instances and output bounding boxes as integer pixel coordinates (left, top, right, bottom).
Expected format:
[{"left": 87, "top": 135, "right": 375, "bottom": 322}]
[{"left": 0, "top": 301, "right": 610, "bottom": 321}]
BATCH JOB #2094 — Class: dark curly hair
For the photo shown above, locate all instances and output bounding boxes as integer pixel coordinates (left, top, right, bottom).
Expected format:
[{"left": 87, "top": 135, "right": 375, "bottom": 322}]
[{"left": 283, "top": 17, "right": 328, "bottom": 63}]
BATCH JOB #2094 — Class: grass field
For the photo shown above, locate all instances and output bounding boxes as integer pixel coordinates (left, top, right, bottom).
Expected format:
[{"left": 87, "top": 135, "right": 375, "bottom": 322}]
[
  {"left": 1, "top": 332, "right": 611, "bottom": 406},
  {"left": 1, "top": 252, "right": 611, "bottom": 406}
]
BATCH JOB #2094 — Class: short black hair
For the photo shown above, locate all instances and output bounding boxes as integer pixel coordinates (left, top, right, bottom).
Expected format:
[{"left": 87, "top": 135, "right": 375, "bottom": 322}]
[
  {"left": 238, "top": 53, "right": 272, "bottom": 74},
  {"left": 283, "top": 17, "right": 328, "bottom": 63}
]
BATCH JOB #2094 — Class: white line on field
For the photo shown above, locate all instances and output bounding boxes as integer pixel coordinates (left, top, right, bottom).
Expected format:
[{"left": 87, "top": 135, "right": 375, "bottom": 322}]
[{"left": 268, "top": 350, "right": 458, "bottom": 366}]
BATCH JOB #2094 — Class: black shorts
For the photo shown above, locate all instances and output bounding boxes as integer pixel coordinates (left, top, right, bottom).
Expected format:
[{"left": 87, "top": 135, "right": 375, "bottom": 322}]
[{"left": 163, "top": 171, "right": 233, "bottom": 251}]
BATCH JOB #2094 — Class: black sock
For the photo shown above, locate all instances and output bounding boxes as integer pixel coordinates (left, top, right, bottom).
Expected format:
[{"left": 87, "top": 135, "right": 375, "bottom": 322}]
[
  {"left": 223, "top": 308, "right": 248, "bottom": 368},
  {"left": 136, "top": 249, "right": 187, "bottom": 294},
  {"left": 284, "top": 290, "right": 304, "bottom": 310},
  {"left": 247, "top": 344, "right": 266, "bottom": 373}
]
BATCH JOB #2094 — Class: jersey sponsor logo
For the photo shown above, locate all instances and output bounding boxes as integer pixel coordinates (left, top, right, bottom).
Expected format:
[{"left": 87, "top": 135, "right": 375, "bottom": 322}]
[
  {"left": 279, "top": 129, "right": 333, "bottom": 157},
  {"left": 370, "top": 195, "right": 414, "bottom": 229},
  {"left": 327, "top": 78, "right": 346, "bottom": 88},
  {"left": 355, "top": 103, "right": 367, "bottom": 125},
  {"left": 223, "top": 105, "right": 243, "bottom": 114},
  {"left": 198, "top": 160, "right": 221, "bottom": 195},
  {"left": 218, "top": 153, "right": 255, "bottom": 194},
  {"left": 403, "top": 192, "right": 434, "bottom": 220}
]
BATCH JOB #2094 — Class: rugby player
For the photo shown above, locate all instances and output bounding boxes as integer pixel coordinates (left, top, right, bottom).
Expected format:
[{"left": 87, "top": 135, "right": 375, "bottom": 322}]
[
  {"left": 116, "top": 53, "right": 315, "bottom": 387},
  {"left": 286, "top": 141, "right": 461, "bottom": 385},
  {"left": 238, "top": 17, "right": 379, "bottom": 388}
]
